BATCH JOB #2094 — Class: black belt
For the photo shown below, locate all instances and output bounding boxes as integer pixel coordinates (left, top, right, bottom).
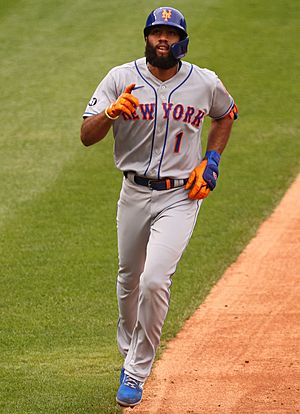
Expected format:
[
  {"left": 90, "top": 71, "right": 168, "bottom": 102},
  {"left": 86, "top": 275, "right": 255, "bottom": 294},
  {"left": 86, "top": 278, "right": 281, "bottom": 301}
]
[{"left": 124, "top": 172, "right": 188, "bottom": 191}]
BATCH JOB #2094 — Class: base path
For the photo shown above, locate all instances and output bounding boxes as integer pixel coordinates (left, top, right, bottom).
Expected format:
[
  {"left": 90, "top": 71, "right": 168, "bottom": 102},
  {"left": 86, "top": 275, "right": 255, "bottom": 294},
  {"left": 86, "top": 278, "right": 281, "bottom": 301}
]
[{"left": 126, "top": 174, "right": 300, "bottom": 414}]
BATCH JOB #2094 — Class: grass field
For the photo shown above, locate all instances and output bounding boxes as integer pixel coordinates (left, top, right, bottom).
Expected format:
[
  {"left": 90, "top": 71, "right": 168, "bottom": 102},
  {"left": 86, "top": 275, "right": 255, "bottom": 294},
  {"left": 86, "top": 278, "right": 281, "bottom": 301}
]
[{"left": 0, "top": 1, "right": 299, "bottom": 413}]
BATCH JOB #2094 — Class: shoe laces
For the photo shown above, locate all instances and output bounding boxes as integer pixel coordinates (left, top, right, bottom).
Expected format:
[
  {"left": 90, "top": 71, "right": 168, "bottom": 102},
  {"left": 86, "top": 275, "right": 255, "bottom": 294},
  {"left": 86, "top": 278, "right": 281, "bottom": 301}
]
[{"left": 124, "top": 375, "right": 143, "bottom": 389}]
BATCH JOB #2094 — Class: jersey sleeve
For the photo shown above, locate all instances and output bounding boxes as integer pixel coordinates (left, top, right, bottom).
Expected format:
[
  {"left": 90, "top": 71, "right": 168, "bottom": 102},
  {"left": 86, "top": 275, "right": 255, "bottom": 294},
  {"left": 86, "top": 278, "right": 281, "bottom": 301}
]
[
  {"left": 83, "top": 71, "right": 118, "bottom": 118},
  {"left": 208, "top": 77, "right": 234, "bottom": 119}
]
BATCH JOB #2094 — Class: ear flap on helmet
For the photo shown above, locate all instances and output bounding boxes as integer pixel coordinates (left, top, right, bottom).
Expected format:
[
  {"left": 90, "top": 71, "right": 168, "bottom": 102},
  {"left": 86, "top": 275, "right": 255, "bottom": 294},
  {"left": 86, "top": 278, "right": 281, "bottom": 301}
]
[{"left": 171, "top": 37, "right": 189, "bottom": 60}]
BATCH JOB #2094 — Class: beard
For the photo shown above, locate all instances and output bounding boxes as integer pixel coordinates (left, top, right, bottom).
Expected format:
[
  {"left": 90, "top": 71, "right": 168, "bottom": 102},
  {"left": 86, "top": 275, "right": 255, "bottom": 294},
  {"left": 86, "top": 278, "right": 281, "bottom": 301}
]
[{"left": 145, "top": 41, "right": 179, "bottom": 69}]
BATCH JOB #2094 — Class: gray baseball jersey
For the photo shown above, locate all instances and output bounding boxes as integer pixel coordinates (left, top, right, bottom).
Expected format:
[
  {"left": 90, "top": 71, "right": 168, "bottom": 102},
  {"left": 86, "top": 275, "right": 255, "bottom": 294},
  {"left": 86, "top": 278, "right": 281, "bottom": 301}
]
[{"left": 83, "top": 57, "right": 234, "bottom": 179}]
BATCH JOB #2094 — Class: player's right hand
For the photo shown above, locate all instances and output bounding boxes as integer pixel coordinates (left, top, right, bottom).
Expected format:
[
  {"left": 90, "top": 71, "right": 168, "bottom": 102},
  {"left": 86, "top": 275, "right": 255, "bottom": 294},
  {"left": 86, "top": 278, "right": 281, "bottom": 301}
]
[
  {"left": 185, "top": 160, "right": 211, "bottom": 200},
  {"left": 106, "top": 84, "right": 139, "bottom": 119}
]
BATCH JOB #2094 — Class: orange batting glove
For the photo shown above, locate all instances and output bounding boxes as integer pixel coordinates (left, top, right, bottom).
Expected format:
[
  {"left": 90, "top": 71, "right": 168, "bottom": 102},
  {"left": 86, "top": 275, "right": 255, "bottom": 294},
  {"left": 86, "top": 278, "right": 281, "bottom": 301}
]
[
  {"left": 185, "top": 160, "right": 211, "bottom": 200},
  {"left": 105, "top": 83, "right": 139, "bottom": 119}
]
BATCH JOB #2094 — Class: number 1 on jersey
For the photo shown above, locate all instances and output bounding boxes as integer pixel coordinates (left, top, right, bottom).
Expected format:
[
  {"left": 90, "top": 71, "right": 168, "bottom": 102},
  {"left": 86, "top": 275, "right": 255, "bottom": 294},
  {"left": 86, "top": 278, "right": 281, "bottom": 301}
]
[{"left": 174, "top": 131, "right": 183, "bottom": 153}]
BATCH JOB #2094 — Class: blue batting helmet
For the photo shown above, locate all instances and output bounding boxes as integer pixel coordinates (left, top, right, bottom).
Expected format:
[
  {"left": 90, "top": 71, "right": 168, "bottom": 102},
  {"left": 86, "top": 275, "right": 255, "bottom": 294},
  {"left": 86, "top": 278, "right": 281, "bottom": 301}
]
[{"left": 144, "top": 7, "right": 189, "bottom": 59}]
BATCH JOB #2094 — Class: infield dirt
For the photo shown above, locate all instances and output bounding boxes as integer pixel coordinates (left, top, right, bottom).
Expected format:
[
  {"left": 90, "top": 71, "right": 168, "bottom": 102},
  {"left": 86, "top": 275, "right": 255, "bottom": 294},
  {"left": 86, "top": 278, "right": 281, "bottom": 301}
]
[{"left": 124, "top": 174, "right": 300, "bottom": 413}]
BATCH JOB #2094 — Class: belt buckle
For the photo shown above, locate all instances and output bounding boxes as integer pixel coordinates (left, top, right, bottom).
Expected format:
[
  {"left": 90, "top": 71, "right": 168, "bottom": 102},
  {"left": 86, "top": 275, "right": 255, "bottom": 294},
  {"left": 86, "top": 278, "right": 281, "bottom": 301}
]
[{"left": 147, "top": 179, "right": 155, "bottom": 189}]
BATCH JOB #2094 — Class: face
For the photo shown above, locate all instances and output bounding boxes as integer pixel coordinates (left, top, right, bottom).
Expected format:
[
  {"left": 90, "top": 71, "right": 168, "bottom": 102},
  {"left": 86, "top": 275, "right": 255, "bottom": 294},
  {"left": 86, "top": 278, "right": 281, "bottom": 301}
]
[{"left": 145, "top": 25, "right": 181, "bottom": 69}]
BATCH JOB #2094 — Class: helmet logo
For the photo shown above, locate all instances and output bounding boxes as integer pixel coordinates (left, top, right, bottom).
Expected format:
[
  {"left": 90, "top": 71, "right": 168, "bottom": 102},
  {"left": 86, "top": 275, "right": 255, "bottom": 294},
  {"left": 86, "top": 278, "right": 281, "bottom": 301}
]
[{"left": 162, "top": 9, "right": 172, "bottom": 21}]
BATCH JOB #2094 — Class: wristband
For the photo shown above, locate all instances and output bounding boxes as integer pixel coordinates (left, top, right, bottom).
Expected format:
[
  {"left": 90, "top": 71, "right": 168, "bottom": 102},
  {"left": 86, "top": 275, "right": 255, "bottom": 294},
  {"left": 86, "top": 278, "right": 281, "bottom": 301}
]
[
  {"left": 204, "top": 150, "right": 220, "bottom": 166},
  {"left": 105, "top": 106, "right": 119, "bottom": 120}
]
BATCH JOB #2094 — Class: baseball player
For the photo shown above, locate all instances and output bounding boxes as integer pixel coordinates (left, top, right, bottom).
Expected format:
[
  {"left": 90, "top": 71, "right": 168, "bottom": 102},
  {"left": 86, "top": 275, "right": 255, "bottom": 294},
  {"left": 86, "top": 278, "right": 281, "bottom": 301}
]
[{"left": 81, "top": 6, "right": 237, "bottom": 408}]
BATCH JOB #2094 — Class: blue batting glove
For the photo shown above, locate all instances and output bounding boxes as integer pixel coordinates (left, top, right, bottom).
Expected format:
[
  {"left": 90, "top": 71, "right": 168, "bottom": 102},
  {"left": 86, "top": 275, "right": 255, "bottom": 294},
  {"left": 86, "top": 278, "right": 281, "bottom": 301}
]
[{"left": 203, "top": 150, "right": 221, "bottom": 190}]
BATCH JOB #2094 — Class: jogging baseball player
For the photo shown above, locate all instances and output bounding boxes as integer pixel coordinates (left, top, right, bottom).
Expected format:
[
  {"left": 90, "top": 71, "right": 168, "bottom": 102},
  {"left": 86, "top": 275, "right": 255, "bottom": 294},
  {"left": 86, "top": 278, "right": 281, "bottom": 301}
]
[{"left": 81, "top": 6, "right": 238, "bottom": 408}]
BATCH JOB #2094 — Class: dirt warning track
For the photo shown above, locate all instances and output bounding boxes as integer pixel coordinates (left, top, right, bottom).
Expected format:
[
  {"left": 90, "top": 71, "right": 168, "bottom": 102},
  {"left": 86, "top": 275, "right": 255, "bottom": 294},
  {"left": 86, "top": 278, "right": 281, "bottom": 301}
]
[{"left": 125, "top": 174, "right": 300, "bottom": 413}]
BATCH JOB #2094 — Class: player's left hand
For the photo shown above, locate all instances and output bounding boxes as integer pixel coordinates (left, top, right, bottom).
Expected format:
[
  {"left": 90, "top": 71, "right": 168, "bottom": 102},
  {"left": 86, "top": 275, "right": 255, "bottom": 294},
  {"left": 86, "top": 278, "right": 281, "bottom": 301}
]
[
  {"left": 185, "top": 150, "right": 220, "bottom": 199},
  {"left": 185, "top": 160, "right": 211, "bottom": 199}
]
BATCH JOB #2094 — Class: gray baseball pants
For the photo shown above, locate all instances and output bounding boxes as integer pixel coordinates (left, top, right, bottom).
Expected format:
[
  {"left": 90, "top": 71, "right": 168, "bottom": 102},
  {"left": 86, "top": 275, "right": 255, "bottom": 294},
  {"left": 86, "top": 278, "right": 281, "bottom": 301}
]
[{"left": 116, "top": 176, "right": 201, "bottom": 382}]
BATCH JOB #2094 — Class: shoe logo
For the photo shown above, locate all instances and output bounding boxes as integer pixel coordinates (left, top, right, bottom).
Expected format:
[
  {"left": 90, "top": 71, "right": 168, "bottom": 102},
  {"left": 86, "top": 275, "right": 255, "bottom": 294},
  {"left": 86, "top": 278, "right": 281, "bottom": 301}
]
[{"left": 132, "top": 86, "right": 144, "bottom": 90}]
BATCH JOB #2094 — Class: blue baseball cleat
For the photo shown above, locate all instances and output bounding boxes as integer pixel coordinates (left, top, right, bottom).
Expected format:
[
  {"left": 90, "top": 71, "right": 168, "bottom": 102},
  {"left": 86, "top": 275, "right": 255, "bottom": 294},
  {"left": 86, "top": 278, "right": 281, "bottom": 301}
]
[
  {"left": 116, "top": 374, "right": 144, "bottom": 407},
  {"left": 120, "top": 367, "right": 125, "bottom": 385}
]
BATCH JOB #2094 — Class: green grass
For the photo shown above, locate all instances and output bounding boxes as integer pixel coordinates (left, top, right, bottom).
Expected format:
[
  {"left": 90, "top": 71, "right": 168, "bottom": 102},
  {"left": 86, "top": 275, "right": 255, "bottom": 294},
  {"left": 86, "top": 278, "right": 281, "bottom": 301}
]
[{"left": 0, "top": 0, "right": 299, "bottom": 412}]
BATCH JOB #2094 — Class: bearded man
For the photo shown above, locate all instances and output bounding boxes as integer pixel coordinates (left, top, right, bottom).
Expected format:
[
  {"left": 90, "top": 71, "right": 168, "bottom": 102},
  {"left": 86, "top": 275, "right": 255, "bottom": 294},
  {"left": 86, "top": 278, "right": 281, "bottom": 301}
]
[{"left": 81, "top": 6, "right": 237, "bottom": 408}]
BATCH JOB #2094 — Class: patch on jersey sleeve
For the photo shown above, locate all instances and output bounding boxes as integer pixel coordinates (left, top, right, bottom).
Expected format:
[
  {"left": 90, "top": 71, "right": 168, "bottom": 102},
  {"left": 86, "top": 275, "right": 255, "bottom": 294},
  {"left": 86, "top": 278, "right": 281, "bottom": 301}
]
[{"left": 88, "top": 97, "right": 97, "bottom": 106}]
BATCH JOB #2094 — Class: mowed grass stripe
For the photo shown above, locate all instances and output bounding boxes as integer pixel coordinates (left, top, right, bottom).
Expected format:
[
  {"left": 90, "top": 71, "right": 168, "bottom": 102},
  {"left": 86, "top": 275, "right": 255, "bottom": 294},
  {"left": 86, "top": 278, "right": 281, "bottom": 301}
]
[{"left": 0, "top": 0, "right": 299, "bottom": 413}]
